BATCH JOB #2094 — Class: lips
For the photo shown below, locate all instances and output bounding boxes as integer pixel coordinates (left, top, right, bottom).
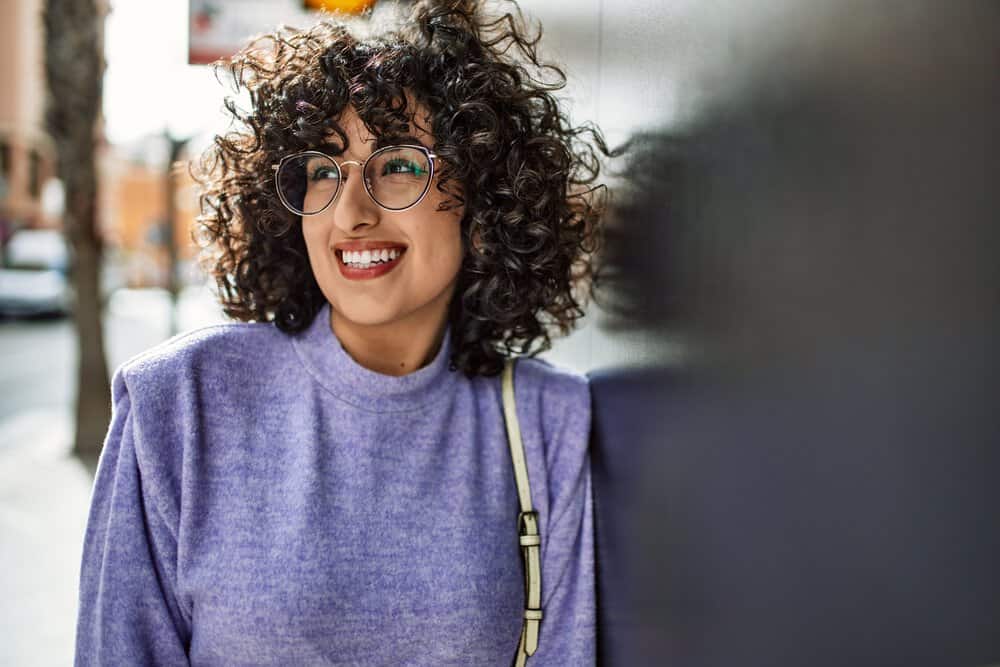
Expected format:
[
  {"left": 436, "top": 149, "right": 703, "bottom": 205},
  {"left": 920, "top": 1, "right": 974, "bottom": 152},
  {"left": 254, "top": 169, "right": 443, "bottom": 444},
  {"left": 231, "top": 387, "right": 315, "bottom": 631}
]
[
  {"left": 335, "top": 245, "right": 406, "bottom": 281},
  {"left": 333, "top": 240, "right": 408, "bottom": 253}
]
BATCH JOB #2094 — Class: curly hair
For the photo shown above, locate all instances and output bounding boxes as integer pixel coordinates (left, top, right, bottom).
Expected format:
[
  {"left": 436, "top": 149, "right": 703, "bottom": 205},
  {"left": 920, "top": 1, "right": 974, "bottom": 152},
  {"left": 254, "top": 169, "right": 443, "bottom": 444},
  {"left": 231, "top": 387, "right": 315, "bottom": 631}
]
[{"left": 193, "top": 0, "right": 615, "bottom": 376}]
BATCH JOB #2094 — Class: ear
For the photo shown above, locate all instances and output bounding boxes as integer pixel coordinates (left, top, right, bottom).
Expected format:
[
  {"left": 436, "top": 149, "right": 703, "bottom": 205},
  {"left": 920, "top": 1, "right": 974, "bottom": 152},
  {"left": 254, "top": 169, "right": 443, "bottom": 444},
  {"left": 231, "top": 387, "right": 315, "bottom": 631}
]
[{"left": 469, "top": 225, "right": 485, "bottom": 253}]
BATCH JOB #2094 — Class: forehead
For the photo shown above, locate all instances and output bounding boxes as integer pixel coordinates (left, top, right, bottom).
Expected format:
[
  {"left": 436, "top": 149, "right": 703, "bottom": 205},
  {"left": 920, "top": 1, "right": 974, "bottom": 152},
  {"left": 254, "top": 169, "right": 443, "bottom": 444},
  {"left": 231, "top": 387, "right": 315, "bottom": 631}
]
[{"left": 334, "top": 100, "right": 435, "bottom": 154}]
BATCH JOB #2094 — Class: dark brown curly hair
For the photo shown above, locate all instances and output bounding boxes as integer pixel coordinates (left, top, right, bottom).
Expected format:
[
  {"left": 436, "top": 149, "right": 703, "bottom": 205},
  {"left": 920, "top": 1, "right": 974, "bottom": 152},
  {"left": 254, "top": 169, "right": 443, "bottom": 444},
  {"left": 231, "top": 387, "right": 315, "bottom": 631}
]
[{"left": 193, "top": 0, "right": 615, "bottom": 376}]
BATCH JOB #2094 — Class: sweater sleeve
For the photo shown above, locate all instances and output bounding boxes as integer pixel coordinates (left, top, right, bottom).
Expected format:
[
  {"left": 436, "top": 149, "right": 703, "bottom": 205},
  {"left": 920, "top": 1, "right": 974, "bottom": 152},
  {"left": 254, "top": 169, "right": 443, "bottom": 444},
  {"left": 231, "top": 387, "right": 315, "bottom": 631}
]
[
  {"left": 528, "top": 373, "right": 597, "bottom": 665},
  {"left": 74, "top": 367, "right": 191, "bottom": 666}
]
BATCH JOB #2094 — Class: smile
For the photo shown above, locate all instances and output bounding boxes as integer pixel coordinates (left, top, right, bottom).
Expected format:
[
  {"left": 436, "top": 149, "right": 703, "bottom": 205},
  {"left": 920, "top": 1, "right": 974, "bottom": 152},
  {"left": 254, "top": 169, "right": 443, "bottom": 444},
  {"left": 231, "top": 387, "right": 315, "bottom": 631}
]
[{"left": 335, "top": 247, "right": 406, "bottom": 281}]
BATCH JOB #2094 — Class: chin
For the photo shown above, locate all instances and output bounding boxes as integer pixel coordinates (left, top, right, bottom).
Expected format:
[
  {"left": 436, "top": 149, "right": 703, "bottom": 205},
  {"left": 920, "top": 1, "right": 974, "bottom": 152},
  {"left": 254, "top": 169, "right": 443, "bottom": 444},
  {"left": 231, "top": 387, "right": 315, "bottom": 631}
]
[
  {"left": 329, "top": 300, "right": 406, "bottom": 328},
  {"left": 345, "top": 312, "right": 400, "bottom": 328}
]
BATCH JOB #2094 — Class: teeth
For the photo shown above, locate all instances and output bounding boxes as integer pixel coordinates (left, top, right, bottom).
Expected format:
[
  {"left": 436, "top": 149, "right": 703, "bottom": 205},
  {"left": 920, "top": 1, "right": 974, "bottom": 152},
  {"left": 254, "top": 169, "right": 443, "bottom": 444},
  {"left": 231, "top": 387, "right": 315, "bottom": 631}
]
[{"left": 341, "top": 247, "right": 403, "bottom": 268}]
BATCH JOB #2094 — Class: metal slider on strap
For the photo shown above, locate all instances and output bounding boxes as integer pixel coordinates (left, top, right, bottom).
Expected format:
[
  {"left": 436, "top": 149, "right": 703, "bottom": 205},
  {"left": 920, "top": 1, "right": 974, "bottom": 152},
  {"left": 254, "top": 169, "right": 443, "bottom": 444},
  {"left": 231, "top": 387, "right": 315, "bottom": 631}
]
[{"left": 518, "top": 510, "right": 542, "bottom": 655}]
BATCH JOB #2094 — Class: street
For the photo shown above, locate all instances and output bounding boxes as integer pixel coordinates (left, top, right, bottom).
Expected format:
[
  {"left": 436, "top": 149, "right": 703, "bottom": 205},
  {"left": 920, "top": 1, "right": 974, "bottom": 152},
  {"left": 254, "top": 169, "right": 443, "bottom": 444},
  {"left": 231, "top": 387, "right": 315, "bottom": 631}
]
[{"left": 0, "top": 286, "right": 225, "bottom": 667}]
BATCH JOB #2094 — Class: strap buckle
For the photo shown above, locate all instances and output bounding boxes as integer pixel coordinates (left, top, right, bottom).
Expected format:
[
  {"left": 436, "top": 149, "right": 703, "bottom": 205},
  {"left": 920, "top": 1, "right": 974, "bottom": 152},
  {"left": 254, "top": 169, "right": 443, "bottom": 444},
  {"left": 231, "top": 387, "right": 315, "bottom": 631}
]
[
  {"left": 516, "top": 510, "right": 542, "bottom": 656},
  {"left": 517, "top": 510, "right": 539, "bottom": 534},
  {"left": 518, "top": 511, "right": 541, "bottom": 546}
]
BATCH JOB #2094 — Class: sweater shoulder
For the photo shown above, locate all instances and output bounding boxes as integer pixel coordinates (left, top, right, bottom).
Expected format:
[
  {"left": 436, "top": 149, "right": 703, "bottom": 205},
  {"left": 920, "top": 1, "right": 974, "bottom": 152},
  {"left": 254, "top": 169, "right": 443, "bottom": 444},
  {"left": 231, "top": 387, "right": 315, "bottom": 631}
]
[
  {"left": 511, "top": 355, "right": 591, "bottom": 414},
  {"left": 115, "top": 320, "right": 288, "bottom": 392},
  {"left": 506, "top": 356, "right": 592, "bottom": 472}
]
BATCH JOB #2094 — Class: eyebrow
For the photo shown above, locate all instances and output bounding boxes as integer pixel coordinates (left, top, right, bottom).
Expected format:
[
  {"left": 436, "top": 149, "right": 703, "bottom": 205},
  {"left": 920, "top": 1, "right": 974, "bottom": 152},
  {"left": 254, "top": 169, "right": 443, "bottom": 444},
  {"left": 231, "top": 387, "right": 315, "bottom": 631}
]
[
  {"left": 375, "top": 134, "right": 428, "bottom": 150},
  {"left": 316, "top": 134, "right": 430, "bottom": 159},
  {"left": 314, "top": 141, "right": 348, "bottom": 157}
]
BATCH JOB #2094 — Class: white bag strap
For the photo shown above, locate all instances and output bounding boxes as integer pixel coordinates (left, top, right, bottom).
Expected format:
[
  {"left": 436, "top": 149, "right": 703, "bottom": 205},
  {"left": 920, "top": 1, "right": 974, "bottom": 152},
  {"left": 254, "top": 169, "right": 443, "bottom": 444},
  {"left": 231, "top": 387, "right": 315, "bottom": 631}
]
[{"left": 502, "top": 358, "right": 542, "bottom": 666}]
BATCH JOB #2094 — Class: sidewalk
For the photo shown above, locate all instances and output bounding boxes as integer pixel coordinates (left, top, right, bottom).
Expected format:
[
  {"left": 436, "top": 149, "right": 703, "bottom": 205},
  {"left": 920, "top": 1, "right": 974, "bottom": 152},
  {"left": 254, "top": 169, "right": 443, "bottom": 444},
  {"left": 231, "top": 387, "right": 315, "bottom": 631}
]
[
  {"left": 0, "top": 285, "right": 227, "bottom": 666},
  {"left": 0, "top": 409, "right": 89, "bottom": 667}
]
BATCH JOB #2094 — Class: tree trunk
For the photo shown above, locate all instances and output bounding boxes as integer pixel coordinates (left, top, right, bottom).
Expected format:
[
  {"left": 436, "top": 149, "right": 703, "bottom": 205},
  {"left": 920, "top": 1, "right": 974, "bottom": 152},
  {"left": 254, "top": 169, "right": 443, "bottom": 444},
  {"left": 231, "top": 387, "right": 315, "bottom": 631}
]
[
  {"left": 43, "top": 0, "right": 110, "bottom": 465},
  {"left": 165, "top": 133, "right": 190, "bottom": 337}
]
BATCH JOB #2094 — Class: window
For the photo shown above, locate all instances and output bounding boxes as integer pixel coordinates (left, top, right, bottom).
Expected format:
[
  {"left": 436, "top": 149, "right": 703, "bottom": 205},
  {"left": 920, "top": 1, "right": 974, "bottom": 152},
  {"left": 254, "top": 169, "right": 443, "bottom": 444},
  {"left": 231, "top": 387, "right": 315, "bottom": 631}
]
[
  {"left": 0, "top": 141, "right": 10, "bottom": 201},
  {"left": 0, "top": 141, "right": 10, "bottom": 179},
  {"left": 28, "top": 150, "right": 41, "bottom": 199}
]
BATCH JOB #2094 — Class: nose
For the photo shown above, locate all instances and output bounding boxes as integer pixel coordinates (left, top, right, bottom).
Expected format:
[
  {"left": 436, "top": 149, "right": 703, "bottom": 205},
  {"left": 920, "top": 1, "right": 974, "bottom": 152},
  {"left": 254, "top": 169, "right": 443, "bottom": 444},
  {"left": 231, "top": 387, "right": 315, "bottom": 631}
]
[{"left": 331, "top": 161, "right": 381, "bottom": 234}]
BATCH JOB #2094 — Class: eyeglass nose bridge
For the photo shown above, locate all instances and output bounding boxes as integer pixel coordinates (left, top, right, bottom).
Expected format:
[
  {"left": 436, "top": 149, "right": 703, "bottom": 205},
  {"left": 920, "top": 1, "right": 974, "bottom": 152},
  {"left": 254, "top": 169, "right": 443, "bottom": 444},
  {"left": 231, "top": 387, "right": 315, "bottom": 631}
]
[
  {"left": 333, "top": 159, "right": 373, "bottom": 201},
  {"left": 336, "top": 159, "right": 365, "bottom": 177}
]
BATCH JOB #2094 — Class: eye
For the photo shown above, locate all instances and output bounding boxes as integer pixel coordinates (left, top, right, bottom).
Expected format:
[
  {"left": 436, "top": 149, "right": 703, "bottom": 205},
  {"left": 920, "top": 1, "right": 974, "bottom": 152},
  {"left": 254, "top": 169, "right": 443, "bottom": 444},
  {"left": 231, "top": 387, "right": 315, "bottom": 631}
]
[
  {"left": 381, "top": 158, "right": 427, "bottom": 176},
  {"left": 309, "top": 165, "right": 339, "bottom": 182}
]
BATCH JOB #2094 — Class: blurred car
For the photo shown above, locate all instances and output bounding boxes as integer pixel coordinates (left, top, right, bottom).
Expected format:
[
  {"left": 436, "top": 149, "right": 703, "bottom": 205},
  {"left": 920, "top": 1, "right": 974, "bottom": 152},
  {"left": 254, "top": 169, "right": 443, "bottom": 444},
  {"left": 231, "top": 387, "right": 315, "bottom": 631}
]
[{"left": 0, "top": 228, "right": 72, "bottom": 318}]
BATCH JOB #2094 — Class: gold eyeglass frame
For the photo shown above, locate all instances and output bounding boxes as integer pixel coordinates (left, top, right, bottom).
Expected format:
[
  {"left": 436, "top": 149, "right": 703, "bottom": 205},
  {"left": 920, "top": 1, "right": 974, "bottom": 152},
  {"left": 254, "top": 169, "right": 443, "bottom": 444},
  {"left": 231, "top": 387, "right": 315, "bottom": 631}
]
[{"left": 271, "top": 144, "right": 439, "bottom": 216}]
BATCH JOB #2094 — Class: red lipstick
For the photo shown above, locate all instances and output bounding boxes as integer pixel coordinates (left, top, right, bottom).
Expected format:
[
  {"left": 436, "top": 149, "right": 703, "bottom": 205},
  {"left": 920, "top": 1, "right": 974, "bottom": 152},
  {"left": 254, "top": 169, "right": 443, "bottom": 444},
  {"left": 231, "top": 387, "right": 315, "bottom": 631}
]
[{"left": 334, "top": 242, "right": 407, "bottom": 281}]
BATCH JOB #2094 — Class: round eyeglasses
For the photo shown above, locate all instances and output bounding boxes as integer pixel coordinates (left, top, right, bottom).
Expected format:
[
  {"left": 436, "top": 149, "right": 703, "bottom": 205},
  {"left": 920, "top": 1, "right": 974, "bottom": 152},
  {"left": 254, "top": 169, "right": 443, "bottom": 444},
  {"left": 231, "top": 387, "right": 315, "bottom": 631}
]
[{"left": 272, "top": 144, "right": 438, "bottom": 216}]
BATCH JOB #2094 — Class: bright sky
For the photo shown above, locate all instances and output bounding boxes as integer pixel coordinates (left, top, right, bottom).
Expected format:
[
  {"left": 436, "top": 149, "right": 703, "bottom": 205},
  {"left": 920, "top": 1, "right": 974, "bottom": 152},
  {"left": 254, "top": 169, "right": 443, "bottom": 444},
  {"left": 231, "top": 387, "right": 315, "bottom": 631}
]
[{"left": 103, "top": 1, "right": 239, "bottom": 146}]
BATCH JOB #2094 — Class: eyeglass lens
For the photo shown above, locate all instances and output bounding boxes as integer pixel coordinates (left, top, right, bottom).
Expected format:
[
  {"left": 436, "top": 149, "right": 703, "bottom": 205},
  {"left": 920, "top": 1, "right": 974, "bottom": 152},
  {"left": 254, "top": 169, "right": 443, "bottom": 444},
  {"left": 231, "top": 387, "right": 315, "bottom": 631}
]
[{"left": 276, "top": 146, "right": 432, "bottom": 215}]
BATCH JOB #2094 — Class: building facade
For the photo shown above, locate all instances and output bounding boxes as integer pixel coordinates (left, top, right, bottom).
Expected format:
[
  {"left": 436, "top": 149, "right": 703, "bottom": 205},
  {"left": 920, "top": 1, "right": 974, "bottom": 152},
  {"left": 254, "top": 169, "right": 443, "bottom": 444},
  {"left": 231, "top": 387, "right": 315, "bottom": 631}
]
[{"left": 0, "top": 0, "right": 58, "bottom": 242}]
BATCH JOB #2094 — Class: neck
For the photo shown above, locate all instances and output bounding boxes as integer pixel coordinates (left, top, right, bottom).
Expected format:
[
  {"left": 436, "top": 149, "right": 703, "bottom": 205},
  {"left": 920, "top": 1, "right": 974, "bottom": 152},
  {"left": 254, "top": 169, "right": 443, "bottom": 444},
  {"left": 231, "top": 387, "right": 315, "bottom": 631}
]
[{"left": 328, "top": 294, "right": 454, "bottom": 377}]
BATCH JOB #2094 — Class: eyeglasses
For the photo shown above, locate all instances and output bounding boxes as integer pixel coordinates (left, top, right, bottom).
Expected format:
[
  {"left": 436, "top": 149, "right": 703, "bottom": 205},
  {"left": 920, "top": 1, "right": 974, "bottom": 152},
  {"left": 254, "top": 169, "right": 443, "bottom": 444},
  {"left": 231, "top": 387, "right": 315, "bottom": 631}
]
[{"left": 272, "top": 144, "right": 438, "bottom": 216}]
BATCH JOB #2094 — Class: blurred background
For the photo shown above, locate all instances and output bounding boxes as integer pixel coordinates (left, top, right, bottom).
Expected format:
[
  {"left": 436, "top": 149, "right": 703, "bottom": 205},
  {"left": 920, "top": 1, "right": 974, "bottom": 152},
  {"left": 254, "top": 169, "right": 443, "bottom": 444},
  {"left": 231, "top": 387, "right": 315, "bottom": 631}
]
[{"left": 1, "top": 0, "right": 997, "bottom": 665}]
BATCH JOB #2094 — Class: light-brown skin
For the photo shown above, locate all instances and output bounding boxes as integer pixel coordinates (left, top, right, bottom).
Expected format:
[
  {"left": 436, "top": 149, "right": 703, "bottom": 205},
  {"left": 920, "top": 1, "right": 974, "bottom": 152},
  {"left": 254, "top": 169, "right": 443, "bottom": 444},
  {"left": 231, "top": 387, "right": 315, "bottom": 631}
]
[{"left": 301, "top": 103, "right": 466, "bottom": 376}]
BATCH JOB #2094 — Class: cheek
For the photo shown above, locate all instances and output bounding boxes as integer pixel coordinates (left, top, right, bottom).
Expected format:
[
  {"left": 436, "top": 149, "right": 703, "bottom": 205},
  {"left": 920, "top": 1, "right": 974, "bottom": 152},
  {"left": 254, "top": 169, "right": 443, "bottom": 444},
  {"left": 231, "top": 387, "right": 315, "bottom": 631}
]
[
  {"left": 302, "top": 223, "right": 330, "bottom": 264},
  {"left": 413, "top": 234, "right": 462, "bottom": 288},
  {"left": 410, "top": 206, "right": 464, "bottom": 277},
  {"left": 436, "top": 216, "right": 465, "bottom": 277}
]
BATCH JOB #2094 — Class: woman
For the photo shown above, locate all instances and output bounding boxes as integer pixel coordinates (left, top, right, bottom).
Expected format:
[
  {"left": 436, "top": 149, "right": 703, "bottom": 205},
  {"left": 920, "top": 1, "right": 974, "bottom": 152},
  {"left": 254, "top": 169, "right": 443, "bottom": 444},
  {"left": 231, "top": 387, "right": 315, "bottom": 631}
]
[{"left": 74, "top": 0, "right": 611, "bottom": 664}]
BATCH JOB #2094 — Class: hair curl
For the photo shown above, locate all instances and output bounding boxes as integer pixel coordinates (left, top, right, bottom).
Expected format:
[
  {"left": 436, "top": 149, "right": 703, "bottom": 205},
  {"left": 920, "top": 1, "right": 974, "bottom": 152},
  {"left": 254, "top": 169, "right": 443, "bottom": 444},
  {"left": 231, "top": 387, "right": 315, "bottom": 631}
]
[{"left": 193, "top": 0, "right": 615, "bottom": 376}]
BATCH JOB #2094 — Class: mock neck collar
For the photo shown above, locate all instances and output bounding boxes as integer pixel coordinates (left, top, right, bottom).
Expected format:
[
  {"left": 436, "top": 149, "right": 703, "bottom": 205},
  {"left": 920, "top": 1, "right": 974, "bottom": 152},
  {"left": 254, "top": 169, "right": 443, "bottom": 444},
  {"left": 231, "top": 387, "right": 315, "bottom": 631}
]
[{"left": 290, "top": 301, "right": 458, "bottom": 413}]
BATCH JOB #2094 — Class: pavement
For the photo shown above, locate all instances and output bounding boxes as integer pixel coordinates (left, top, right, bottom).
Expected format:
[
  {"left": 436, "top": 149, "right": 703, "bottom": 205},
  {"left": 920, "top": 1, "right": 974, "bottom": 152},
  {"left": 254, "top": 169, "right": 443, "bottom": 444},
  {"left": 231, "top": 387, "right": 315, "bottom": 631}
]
[
  {"left": 0, "top": 409, "right": 86, "bottom": 667},
  {"left": 0, "top": 286, "right": 226, "bottom": 667}
]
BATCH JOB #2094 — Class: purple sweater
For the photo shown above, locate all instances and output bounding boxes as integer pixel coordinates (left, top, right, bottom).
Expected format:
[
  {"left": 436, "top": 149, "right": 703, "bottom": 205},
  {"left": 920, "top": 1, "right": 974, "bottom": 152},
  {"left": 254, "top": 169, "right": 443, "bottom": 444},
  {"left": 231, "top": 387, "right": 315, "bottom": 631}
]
[{"left": 75, "top": 301, "right": 595, "bottom": 666}]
